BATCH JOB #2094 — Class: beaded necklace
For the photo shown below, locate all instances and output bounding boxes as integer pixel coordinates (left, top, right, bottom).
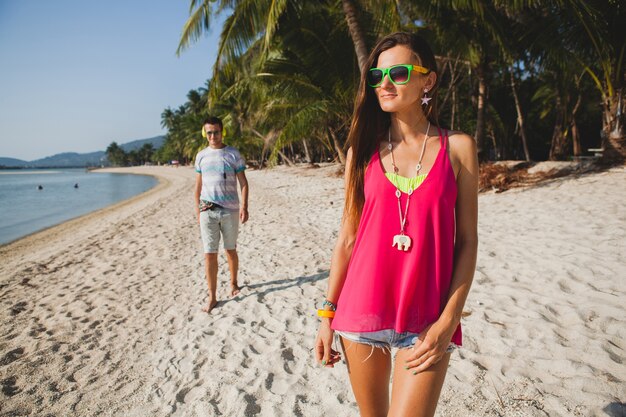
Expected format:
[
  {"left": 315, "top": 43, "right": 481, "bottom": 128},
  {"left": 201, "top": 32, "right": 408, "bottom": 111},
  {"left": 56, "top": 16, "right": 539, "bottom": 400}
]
[{"left": 388, "top": 121, "right": 430, "bottom": 251}]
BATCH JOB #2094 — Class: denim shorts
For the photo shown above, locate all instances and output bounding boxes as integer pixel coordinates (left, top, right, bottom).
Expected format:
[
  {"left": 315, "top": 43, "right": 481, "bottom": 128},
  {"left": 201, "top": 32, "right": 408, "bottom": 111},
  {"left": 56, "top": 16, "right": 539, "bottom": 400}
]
[
  {"left": 336, "top": 329, "right": 457, "bottom": 353},
  {"left": 199, "top": 207, "right": 239, "bottom": 253}
]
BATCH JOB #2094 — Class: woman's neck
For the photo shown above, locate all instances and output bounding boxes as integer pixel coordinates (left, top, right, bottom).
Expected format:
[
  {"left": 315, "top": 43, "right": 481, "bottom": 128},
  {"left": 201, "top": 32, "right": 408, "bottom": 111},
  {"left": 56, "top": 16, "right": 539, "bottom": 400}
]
[{"left": 389, "top": 109, "right": 429, "bottom": 144}]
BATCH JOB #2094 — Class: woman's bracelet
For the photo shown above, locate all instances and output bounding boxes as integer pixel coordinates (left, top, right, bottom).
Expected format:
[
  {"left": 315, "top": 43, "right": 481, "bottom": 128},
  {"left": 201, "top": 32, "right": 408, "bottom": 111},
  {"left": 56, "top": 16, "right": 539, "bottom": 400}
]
[
  {"left": 317, "top": 309, "right": 335, "bottom": 318},
  {"left": 322, "top": 299, "right": 337, "bottom": 311}
]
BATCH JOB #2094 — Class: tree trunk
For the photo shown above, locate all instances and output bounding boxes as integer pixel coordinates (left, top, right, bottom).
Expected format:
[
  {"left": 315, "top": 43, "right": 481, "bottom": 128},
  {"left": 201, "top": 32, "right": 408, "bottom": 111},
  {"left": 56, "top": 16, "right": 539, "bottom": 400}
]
[
  {"left": 571, "top": 120, "right": 581, "bottom": 157},
  {"left": 329, "top": 128, "right": 346, "bottom": 164},
  {"left": 570, "top": 93, "right": 582, "bottom": 157},
  {"left": 277, "top": 149, "right": 294, "bottom": 166},
  {"left": 451, "top": 87, "right": 456, "bottom": 130},
  {"left": 602, "top": 89, "right": 626, "bottom": 163},
  {"left": 475, "top": 62, "right": 489, "bottom": 160},
  {"left": 549, "top": 96, "right": 569, "bottom": 160},
  {"left": 341, "top": 0, "right": 369, "bottom": 73},
  {"left": 259, "top": 150, "right": 265, "bottom": 169},
  {"left": 302, "top": 139, "right": 312, "bottom": 163},
  {"left": 488, "top": 125, "right": 499, "bottom": 160},
  {"left": 439, "top": 56, "right": 462, "bottom": 119},
  {"left": 509, "top": 69, "right": 531, "bottom": 161},
  {"left": 251, "top": 128, "right": 275, "bottom": 170}
]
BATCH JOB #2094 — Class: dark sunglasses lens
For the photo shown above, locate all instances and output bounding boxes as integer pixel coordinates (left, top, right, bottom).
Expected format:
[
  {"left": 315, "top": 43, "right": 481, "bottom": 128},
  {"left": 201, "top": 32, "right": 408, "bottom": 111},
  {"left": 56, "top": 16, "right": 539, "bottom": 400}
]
[
  {"left": 389, "top": 66, "right": 409, "bottom": 83},
  {"left": 367, "top": 69, "right": 383, "bottom": 86}
]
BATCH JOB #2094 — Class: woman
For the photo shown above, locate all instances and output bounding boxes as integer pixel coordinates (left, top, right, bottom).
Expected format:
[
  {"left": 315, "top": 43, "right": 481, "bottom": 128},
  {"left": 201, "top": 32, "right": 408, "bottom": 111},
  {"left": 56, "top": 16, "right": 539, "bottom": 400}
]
[{"left": 314, "top": 32, "right": 478, "bottom": 417}]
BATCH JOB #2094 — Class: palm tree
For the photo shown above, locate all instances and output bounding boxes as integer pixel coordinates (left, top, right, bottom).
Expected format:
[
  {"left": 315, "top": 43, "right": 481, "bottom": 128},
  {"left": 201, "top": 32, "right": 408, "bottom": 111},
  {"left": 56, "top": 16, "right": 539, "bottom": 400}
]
[
  {"left": 177, "top": 0, "right": 293, "bottom": 89},
  {"left": 177, "top": 0, "right": 405, "bottom": 163},
  {"left": 106, "top": 142, "right": 127, "bottom": 166},
  {"left": 402, "top": 1, "right": 513, "bottom": 160},
  {"left": 138, "top": 143, "right": 155, "bottom": 164},
  {"left": 508, "top": 64, "right": 531, "bottom": 161},
  {"left": 567, "top": 0, "right": 625, "bottom": 162},
  {"left": 341, "top": 0, "right": 369, "bottom": 72},
  {"left": 160, "top": 107, "right": 175, "bottom": 130},
  {"left": 521, "top": 0, "right": 625, "bottom": 161},
  {"left": 165, "top": 0, "right": 617, "bottom": 165},
  {"left": 259, "top": 3, "right": 359, "bottom": 164}
]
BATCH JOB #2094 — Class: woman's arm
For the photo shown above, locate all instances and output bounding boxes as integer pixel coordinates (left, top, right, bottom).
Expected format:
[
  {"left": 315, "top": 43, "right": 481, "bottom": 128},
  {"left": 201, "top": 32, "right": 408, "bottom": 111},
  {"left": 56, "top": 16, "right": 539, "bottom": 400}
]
[
  {"left": 440, "top": 133, "right": 479, "bottom": 329},
  {"left": 406, "top": 133, "right": 479, "bottom": 373},
  {"left": 315, "top": 148, "right": 358, "bottom": 367}
]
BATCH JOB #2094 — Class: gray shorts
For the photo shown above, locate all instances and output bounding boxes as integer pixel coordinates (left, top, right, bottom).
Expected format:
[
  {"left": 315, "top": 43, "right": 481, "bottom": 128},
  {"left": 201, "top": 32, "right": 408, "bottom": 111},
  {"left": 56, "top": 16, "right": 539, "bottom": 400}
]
[{"left": 199, "top": 207, "right": 239, "bottom": 253}]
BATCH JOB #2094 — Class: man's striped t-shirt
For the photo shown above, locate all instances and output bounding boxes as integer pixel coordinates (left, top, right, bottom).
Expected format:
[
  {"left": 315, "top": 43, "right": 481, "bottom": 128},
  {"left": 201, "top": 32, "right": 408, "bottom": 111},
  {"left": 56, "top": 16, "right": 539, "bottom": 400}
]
[{"left": 194, "top": 146, "right": 246, "bottom": 210}]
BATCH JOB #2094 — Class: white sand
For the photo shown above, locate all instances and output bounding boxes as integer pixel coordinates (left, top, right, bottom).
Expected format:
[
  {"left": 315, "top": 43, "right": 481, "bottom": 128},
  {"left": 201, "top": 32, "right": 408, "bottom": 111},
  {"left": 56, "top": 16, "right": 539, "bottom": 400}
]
[{"left": 0, "top": 164, "right": 624, "bottom": 416}]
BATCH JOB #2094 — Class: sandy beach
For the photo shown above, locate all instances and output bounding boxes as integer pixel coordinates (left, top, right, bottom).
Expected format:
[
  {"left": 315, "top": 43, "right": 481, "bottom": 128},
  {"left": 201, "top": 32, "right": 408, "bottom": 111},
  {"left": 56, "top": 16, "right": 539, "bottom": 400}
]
[{"left": 0, "top": 164, "right": 624, "bottom": 416}]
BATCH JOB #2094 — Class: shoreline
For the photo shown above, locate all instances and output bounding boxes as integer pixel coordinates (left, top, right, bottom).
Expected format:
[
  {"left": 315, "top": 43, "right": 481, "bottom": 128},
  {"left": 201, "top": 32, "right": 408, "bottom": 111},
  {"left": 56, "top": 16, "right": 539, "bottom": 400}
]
[
  {"left": 0, "top": 167, "right": 169, "bottom": 258},
  {"left": 1, "top": 164, "right": 624, "bottom": 416}
]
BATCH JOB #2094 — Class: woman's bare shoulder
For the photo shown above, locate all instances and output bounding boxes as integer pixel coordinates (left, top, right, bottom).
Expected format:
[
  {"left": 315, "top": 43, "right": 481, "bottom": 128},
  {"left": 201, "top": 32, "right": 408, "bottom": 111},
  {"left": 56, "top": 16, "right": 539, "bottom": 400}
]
[
  {"left": 447, "top": 130, "right": 477, "bottom": 160},
  {"left": 447, "top": 130, "right": 474, "bottom": 145}
]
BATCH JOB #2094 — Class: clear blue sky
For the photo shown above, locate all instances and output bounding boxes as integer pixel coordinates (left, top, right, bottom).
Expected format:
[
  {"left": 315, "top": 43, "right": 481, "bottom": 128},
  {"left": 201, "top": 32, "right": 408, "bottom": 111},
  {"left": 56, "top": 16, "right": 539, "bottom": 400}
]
[{"left": 0, "top": 0, "right": 225, "bottom": 161}]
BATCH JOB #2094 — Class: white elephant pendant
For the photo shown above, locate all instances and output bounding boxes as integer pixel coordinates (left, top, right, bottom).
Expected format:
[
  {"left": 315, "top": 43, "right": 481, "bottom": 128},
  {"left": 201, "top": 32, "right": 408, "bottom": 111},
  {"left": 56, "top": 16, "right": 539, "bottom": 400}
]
[{"left": 392, "top": 234, "right": 412, "bottom": 251}]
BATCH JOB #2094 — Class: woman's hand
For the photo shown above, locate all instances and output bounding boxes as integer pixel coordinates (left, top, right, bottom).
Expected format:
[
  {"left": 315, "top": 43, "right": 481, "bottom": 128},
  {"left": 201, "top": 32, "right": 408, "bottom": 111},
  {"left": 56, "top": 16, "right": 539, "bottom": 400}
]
[
  {"left": 404, "top": 318, "right": 456, "bottom": 374},
  {"left": 315, "top": 319, "right": 341, "bottom": 367}
]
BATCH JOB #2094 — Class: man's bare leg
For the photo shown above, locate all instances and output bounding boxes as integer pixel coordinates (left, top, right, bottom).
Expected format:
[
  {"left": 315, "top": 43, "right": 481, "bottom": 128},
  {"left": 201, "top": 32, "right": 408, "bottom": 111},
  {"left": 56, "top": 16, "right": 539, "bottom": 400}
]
[
  {"left": 225, "top": 249, "right": 240, "bottom": 296},
  {"left": 202, "top": 253, "right": 218, "bottom": 312}
]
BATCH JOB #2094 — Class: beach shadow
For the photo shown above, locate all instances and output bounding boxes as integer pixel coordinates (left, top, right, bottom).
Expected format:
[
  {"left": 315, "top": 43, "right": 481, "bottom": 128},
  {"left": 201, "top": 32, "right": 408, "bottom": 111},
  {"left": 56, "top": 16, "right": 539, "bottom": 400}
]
[
  {"left": 245, "top": 271, "right": 329, "bottom": 291},
  {"left": 603, "top": 402, "right": 625, "bottom": 417},
  {"left": 219, "top": 270, "right": 329, "bottom": 306},
  {"left": 518, "top": 165, "right": 610, "bottom": 191}
]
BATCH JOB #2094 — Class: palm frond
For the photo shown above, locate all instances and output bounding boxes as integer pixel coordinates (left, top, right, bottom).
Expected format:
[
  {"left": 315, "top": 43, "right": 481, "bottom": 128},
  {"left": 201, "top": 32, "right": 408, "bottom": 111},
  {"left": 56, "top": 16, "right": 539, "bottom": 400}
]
[
  {"left": 177, "top": 0, "right": 213, "bottom": 56},
  {"left": 269, "top": 100, "right": 331, "bottom": 164}
]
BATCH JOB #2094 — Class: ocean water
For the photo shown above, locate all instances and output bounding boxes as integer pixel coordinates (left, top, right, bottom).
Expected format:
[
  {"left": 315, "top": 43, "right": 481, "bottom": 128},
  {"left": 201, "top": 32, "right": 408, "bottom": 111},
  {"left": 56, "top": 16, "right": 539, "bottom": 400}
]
[{"left": 0, "top": 169, "right": 157, "bottom": 245}]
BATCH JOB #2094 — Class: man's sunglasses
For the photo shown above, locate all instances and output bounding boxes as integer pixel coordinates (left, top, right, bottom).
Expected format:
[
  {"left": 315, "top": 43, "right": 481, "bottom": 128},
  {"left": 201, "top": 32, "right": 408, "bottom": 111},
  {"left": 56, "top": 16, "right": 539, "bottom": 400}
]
[
  {"left": 203, "top": 127, "right": 221, "bottom": 137},
  {"left": 367, "top": 64, "right": 430, "bottom": 87}
]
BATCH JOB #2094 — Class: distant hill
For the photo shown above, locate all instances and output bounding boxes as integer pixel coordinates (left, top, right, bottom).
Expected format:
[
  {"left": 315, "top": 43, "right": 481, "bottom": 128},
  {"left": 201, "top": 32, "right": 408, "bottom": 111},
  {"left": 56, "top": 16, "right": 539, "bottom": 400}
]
[
  {"left": 119, "top": 136, "right": 165, "bottom": 152},
  {"left": 0, "top": 135, "right": 165, "bottom": 168},
  {"left": 29, "top": 151, "right": 105, "bottom": 168},
  {"left": 0, "top": 157, "right": 28, "bottom": 168}
]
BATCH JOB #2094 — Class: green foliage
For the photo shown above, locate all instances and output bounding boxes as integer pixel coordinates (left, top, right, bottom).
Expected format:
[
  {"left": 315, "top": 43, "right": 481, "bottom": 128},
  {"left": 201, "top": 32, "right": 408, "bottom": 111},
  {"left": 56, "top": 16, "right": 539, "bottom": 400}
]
[
  {"left": 165, "top": 0, "right": 620, "bottom": 163},
  {"left": 106, "top": 142, "right": 156, "bottom": 166},
  {"left": 105, "top": 142, "right": 127, "bottom": 166}
]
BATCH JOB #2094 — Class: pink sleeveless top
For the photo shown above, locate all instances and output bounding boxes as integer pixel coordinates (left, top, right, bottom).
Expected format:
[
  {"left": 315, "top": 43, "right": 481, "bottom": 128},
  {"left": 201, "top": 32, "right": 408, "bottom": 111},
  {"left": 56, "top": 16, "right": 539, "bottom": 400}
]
[{"left": 331, "top": 129, "right": 462, "bottom": 346}]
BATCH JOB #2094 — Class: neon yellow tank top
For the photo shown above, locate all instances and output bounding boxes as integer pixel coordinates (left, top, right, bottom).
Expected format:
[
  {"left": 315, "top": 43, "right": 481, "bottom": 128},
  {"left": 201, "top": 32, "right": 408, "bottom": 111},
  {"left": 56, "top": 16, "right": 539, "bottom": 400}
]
[{"left": 385, "top": 172, "right": 427, "bottom": 193}]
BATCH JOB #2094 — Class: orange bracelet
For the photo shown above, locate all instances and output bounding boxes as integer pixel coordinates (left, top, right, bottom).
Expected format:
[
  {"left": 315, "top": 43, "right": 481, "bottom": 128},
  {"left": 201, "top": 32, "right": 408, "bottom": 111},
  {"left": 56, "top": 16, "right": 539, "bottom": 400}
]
[{"left": 317, "top": 309, "right": 335, "bottom": 318}]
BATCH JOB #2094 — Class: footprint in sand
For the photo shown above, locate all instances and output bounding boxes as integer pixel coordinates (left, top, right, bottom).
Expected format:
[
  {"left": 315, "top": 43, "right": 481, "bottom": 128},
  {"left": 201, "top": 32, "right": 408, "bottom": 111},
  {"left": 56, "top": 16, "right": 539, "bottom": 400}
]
[
  {"left": 1, "top": 375, "right": 20, "bottom": 396},
  {"left": 0, "top": 347, "right": 25, "bottom": 366},
  {"left": 281, "top": 347, "right": 295, "bottom": 374},
  {"left": 10, "top": 301, "right": 28, "bottom": 316},
  {"left": 243, "top": 393, "right": 261, "bottom": 415},
  {"left": 293, "top": 394, "right": 308, "bottom": 417}
]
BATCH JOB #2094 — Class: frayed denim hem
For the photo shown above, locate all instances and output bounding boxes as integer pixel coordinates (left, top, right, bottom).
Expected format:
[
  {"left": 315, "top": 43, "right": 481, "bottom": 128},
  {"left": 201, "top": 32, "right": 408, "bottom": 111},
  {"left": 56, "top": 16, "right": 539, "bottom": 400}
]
[
  {"left": 335, "top": 330, "right": 459, "bottom": 362},
  {"left": 400, "top": 343, "right": 459, "bottom": 353},
  {"left": 335, "top": 331, "right": 392, "bottom": 362}
]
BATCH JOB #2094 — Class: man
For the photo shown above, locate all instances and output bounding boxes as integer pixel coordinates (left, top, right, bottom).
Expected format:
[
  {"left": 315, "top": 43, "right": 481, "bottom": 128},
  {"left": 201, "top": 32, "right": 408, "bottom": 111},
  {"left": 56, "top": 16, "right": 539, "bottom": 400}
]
[{"left": 194, "top": 116, "right": 249, "bottom": 313}]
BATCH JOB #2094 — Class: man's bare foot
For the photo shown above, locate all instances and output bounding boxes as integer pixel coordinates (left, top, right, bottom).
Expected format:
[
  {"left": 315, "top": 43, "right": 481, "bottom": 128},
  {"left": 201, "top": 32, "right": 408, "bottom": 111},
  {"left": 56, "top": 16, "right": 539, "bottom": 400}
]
[
  {"left": 201, "top": 299, "right": 218, "bottom": 313},
  {"left": 230, "top": 284, "right": 241, "bottom": 297}
]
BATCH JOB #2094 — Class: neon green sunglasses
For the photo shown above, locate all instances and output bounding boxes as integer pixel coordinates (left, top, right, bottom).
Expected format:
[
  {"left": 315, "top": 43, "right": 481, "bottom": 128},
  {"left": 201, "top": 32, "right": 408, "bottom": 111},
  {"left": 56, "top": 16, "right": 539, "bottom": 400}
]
[{"left": 367, "top": 64, "right": 430, "bottom": 87}]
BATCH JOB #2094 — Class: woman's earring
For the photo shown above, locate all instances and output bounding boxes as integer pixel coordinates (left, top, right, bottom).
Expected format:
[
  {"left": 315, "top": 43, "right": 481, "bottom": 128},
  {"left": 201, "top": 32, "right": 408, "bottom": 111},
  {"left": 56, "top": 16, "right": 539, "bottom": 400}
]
[{"left": 421, "top": 89, "right": 432, "bottom": 106}]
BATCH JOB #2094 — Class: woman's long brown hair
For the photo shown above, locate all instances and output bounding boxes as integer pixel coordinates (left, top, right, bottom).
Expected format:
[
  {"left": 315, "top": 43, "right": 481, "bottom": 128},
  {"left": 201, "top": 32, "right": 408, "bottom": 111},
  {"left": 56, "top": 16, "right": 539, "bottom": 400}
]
[{"left": 344, "top": 32, "right": 440, "bottom": 227}]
